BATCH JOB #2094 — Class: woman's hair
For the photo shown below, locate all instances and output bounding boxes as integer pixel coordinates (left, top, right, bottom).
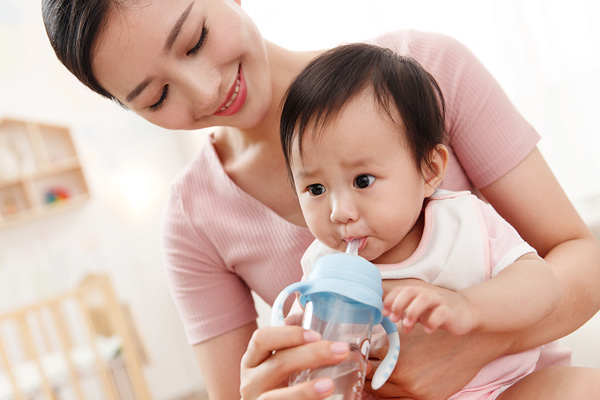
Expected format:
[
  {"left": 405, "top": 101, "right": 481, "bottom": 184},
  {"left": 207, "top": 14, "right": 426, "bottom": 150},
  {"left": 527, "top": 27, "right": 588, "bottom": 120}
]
[
  {"left": 42, "top": 0, "right": 118, "bottom": 100},
  {"left": 280, "top": 43, "right": 446, "bottom": 179}
]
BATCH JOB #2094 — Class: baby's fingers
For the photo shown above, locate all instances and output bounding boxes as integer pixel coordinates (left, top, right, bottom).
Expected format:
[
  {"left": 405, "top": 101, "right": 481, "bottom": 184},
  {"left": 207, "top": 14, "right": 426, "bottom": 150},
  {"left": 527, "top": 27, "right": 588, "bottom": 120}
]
[
  {"left": 416, "top": 305, "right": 451, "bottom": 334},
  {"left": 425, "top": 306, "right": 473, "bottom": 335},
  {"left": 402, "top": 293, "right": 444, "bottom": 333},
  {"left": 383, "top": 286, "right": 423, "bottom": 320}
]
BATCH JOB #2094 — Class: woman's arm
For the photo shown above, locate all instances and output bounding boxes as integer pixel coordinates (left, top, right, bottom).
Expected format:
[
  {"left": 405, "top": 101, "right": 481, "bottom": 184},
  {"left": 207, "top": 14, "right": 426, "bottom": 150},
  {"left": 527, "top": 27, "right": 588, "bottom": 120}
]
[
  {"left": 481, "top": 146, "right": 600, "bottom": 347},
  {"left": 194, "top": 322, "right": 257, "bottom": 399}
]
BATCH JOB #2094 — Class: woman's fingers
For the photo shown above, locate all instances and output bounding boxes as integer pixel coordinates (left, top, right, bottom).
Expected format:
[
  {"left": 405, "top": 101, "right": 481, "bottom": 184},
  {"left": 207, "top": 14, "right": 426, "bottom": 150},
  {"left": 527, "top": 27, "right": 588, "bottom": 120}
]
[
  {"left": 254, "top": 339, "right": 350, "bottom": 390},
  {"left": 242, "top": 325, "right": 321, "bottom": 368},
  {"left": 240, "top": 325, "right": 351, "bottom": 400},
  {"left": 251, "top": 379, "right": 335, "bottom": 400}
]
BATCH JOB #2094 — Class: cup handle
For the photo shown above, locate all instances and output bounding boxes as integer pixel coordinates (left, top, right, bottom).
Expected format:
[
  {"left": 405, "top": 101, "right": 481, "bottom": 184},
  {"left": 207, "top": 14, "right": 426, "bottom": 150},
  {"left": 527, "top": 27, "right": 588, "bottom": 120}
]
[
  {"left": 371, "top": 316, "right": 401, "bottom": 390},
  {"left": 270, "top": 282, "right": 306, "bottom": 327}
]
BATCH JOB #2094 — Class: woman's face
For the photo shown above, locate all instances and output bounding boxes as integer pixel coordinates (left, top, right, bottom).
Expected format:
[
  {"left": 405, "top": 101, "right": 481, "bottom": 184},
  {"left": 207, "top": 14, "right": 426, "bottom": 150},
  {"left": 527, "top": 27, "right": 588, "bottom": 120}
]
[{"left": 92, "top": 0, "right": 271, "bottom": 130}]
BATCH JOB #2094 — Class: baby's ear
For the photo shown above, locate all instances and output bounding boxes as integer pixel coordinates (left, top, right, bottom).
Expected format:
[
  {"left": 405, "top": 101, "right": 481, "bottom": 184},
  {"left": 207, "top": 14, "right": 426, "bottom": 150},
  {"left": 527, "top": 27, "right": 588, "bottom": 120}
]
[{"left": 423, "top": 144, "right": 449, "bottom": 197}]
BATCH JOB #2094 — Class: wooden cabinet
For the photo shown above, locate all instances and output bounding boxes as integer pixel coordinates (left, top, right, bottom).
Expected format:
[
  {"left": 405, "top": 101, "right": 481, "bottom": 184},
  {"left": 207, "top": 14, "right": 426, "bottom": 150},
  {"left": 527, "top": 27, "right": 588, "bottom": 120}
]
[{"left": 0, "top": 118, "right": 90, "bottom": 228}]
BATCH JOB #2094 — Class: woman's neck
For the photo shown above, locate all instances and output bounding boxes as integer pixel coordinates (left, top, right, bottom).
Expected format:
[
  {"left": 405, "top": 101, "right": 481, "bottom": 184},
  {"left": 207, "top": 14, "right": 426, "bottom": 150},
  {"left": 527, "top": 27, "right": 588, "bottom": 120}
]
[
  {"left": 211, "top": 42, "right": 323, "bottom": 227},
  {"left": 234, "top": 41, "right": 324, "bottom": 147}
]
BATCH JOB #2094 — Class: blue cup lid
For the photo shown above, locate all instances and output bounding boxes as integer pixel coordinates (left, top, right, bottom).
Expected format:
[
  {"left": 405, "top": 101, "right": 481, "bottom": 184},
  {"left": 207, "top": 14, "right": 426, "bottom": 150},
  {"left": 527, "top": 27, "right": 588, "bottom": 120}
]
[{"left": 298, "top": 253, "right": 384, "bottom": 324}]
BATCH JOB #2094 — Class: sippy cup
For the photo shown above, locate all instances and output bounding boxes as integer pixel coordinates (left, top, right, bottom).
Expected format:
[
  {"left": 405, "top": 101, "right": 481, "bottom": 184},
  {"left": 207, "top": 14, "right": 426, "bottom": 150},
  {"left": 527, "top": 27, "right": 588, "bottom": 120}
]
[{"left": 271, "top": 251, "right": 400, "bottom": 399}]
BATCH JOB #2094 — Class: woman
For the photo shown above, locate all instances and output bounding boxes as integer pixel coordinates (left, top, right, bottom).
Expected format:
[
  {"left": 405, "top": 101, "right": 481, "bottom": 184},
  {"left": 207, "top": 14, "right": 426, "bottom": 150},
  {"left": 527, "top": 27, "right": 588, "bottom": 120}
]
[{"left": 42, "top": 0, "right": 600, "bottom": 398}]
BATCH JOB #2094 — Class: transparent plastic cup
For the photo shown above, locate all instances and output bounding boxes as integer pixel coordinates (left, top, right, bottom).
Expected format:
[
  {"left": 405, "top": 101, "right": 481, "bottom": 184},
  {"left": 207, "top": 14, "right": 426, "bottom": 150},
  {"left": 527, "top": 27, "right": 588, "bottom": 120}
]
[{"left": 272, "top": 243, "right": 400, "bottom": 399}]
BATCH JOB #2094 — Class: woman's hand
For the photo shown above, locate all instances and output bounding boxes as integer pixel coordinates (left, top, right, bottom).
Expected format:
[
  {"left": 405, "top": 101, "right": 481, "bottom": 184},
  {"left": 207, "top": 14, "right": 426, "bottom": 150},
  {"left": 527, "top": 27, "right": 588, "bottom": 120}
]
[
  {"left": 364, "top": 279, "right": 510, "bottom": 400},
  {"left": 240, "top": 325, "right": 351, "bottom": 400},
  {"left": 367, "top": 326, "right": 504, "bottom": 399}
]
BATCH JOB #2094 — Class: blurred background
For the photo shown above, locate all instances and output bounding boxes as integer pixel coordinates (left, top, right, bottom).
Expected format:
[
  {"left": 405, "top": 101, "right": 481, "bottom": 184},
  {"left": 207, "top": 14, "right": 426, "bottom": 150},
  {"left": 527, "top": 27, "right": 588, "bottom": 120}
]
[{"left": 0, "top": 0, "right": 598, "bottom": 399}]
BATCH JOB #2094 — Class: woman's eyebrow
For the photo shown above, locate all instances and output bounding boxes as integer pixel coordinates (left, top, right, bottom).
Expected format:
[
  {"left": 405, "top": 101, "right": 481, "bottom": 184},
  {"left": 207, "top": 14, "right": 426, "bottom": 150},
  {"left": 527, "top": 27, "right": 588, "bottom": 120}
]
[
  {"left": 127, "top": 77, "right": 152, "bottom": 103},
  {"left": 125, "top": 1, "right": 194, "bottom": 104},
  {"left": 164, "top": 1, "right": 195, "bottom": 52}
]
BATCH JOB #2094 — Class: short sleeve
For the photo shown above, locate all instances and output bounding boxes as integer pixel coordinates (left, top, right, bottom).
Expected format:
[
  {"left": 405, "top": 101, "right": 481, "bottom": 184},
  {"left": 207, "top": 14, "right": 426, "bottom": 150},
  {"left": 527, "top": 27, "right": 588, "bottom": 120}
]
[
  {"left": 436, "top": 34, "right": 541, "bottom": 188},
  {"left": 161, "top": 186, "right": 257, "bottom": 344},
  {"left": 370, "top": 30, "right": 541, "bottom": 189},
  {"left": 478, "top": 201, "right": 536, "bottom": 278}
]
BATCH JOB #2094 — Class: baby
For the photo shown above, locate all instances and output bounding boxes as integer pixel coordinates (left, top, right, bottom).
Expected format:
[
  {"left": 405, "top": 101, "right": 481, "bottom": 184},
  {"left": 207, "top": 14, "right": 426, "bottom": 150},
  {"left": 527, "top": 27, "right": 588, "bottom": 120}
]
[{"left": 279, "top": 43, "right": 570, "bottom": 399}]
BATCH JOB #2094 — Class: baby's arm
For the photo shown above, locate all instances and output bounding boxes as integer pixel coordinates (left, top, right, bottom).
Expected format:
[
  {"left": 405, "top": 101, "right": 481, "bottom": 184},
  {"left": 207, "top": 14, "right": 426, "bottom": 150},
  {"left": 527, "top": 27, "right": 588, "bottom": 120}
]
[{"left": 383, "top": 252, "right": 560, "bottom": 335}]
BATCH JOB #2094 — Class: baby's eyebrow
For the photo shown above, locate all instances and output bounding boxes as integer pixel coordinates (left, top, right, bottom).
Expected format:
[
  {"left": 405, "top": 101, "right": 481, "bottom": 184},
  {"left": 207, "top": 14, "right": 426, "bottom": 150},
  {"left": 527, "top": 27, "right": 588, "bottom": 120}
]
[
  {"left": 341, "top": 158, "right": 380, "bottom": 169},
  {"left": 292, "top": 168, "right": 315, "bottom": 182}
]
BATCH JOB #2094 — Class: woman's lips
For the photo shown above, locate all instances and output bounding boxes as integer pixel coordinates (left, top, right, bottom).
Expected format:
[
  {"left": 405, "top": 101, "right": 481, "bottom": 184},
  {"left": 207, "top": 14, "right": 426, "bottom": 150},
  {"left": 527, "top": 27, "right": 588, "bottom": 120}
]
[{"left": 213, "top": 65, "right": 247, "bottom": 117}]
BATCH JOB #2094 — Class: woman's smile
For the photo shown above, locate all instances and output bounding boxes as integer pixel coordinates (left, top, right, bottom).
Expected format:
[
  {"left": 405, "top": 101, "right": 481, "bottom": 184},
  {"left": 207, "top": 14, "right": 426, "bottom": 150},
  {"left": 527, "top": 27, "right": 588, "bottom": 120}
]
[{"left": 213, "top": 64, "right": 247, "bottom": 116}]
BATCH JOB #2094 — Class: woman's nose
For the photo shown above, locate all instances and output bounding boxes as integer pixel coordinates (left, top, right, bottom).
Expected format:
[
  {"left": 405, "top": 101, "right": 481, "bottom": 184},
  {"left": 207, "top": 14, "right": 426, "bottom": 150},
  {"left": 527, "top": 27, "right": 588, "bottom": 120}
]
[
  {"left": 175, "top": 64, "right": 221, "bottom": 113},
  {"left": 330, "top": 194, "right": 359, "bottom": 224}
]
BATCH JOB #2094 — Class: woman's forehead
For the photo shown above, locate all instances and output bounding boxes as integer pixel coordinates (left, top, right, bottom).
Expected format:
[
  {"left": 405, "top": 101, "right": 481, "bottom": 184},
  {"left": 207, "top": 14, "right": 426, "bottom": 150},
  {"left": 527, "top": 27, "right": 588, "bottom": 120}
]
[{"left": 92, "top": 1, "right": 189, "bottom": 98}]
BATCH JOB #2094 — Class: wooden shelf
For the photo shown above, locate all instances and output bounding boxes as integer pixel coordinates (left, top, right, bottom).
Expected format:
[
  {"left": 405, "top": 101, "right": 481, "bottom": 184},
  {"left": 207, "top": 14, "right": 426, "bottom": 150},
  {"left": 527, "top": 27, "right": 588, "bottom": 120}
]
[{"left": 0, "top": 118, "right": 90, "bottom": 227}]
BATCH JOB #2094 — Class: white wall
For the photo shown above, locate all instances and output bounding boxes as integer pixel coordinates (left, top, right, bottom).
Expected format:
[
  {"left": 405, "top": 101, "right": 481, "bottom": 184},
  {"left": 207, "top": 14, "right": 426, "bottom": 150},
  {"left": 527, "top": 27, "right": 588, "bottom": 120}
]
[{"left": 1, "top": 1, "right": 599, "bottom": 399}]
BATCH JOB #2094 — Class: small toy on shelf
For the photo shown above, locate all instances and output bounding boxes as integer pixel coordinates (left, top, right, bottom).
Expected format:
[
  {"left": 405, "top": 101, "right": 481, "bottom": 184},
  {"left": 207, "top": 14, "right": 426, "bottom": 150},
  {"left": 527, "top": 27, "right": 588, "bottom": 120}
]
[
  {"left": 0, "top": 117, "right": 89, "bottom": 228},
  {"left": 44, "top": 186, "right": 71, "bottom": 203}
]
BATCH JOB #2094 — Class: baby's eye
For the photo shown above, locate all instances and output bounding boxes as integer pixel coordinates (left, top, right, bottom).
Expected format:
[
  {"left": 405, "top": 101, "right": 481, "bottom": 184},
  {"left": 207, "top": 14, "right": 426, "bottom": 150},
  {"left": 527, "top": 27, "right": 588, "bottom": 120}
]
[
  {"left": 307, "top": 184, "right": 326, "bottom": 196},
  {"left": 354, "top": 174, "right": 375, "bottom": 189}
]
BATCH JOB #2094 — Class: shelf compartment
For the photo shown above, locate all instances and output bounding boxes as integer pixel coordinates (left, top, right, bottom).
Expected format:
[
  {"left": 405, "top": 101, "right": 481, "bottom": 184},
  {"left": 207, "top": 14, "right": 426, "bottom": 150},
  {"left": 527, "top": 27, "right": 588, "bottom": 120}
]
[
  {"left": 32, "top": 122, "right": 78, "bottom": 165},
  {"left": 30, "top": 168, "right": 89, "bottom": 209},
  {"left": 0, "top": 117, "right": 91, "bottom": 228},
  {"left": 0, "top": 181, "right": 32, "bottom": 219},
  {"left": 0, "top": 119, "right": 39, "bottom": 178}
]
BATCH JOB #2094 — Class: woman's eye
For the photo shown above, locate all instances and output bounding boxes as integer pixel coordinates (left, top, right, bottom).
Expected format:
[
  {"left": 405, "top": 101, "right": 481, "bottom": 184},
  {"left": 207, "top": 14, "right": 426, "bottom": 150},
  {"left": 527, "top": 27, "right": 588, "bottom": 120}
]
[
  {"left": 307, "top": 184, "right": 326, "bottom": 196},
  {"left": 149, "top": 85, "right": 169, "bottom": 112},
  {"left": 354, "top": 174, "right": 375, "bottom": 189},
  {"left": 187, "top": 26, "right": 208, "bottom": 56}
]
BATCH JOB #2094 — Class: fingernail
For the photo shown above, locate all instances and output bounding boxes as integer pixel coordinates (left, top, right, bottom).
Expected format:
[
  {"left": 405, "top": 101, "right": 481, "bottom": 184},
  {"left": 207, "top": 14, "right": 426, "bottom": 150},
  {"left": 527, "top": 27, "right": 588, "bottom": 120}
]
[
  {"left": 303, "top": 330, "right": 321, "bottom": 342},
  {"left": 314, "top": 379, "right": 334, "bottom": 395},
  {"left": 330, "top": 342, "right": 349, "bottom": 354}
]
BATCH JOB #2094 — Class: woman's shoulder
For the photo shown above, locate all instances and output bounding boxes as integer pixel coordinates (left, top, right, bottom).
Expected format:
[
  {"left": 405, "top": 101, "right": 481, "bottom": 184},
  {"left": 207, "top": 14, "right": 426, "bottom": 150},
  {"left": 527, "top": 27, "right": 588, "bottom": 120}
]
[
  {"left": 163, "top": 133, "right": 304, "bottom": 233},
  {"left": 169, "top": 134, "right": 222, "bottom": 194},
  {"left": 365, "top": 29, "right": 472, "bottom": 61},
  {"left": 162, "top": 133, "right": 239, "bottom": 235},
  {"left": 364, "top": 30, "right": 480, "bottom": 103}
]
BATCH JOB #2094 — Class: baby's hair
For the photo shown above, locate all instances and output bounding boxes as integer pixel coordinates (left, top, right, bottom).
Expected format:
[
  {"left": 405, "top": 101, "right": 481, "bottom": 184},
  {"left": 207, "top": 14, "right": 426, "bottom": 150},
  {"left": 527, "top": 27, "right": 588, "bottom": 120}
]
[{"left": 280, "top": 43, "right": 446, "bottom": 182}]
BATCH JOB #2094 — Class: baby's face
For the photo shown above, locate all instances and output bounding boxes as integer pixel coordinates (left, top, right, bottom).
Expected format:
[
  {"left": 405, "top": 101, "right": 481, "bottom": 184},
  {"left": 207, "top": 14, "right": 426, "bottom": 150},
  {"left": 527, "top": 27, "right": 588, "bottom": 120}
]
[{"left": 289, "top": 94, "right": 435, "bottom": 263}]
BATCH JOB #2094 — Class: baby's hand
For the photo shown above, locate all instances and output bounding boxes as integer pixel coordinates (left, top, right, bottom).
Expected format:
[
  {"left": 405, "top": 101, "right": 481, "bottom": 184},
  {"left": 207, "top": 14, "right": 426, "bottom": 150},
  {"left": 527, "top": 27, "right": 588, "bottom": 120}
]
[{"left": 382, "top": 285, "right": 476, "bottom": 335}]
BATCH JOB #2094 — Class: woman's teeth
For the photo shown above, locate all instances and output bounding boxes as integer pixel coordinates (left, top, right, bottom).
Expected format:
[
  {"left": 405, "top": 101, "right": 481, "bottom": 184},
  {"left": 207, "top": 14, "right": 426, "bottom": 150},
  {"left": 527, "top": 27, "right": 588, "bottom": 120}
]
[{"left": 220, "top": 77, "right": 241, "bottom": 112}]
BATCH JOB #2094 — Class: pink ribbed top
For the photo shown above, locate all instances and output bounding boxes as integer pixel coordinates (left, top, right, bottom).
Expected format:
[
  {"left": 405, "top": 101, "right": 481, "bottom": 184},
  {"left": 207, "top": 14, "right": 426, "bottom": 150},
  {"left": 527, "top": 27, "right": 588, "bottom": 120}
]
[{"left": 161, "top": 30, "right": 540, "bottom": 344}]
